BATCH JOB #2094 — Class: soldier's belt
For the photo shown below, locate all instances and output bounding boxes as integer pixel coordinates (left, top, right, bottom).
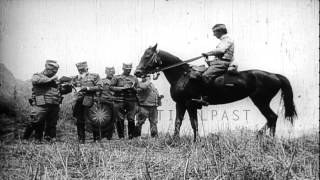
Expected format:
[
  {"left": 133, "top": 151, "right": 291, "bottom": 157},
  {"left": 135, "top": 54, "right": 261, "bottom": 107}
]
[
  {"left": 113, "top": 97, "right": 137, "bottom": 101},
  {"left": 114, "top": 92, "right": 136, "bottom": 97},
  {"left": 214, "top": 57, "right": 232, "bottom": 62},
  {"left": 34, "top": 95, "right": 61, "bottom": 105}
]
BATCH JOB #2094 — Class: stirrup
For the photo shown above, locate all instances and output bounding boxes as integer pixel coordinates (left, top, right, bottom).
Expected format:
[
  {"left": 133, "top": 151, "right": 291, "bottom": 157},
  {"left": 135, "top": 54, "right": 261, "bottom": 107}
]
[{"left": 191, "top": 98, "right": 209, "bottom": 106}]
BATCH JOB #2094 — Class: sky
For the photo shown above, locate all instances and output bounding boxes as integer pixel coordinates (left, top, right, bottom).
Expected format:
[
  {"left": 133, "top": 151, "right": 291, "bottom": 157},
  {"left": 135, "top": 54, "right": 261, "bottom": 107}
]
[{"left": 0, "top": 0, "right": 319, "bottom": 136}]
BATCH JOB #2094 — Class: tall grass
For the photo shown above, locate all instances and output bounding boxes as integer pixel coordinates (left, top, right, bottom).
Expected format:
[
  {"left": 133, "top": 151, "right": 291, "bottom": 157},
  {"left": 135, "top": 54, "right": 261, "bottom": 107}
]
[{"left": 0, "top": 129, "right": 318, "bottom": 179}]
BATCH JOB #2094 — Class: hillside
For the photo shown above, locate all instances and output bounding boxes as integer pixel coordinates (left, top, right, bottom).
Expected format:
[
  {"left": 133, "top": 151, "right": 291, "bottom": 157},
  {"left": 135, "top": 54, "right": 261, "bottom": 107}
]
[{"left": 0, "top": 63, "right": 32, "bottom": 138}]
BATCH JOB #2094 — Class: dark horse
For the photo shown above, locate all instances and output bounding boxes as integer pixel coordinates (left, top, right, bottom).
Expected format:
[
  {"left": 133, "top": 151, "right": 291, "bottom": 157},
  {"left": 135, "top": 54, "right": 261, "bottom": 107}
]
[{"left": 135, "top": 44, "right": 297, "bottom": 141}]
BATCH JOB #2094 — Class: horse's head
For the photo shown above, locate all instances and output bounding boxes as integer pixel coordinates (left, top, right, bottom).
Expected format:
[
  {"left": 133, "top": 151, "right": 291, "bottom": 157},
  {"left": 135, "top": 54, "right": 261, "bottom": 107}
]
[{"left": 135, "top": 44, "right": 161, "bottom": 77}]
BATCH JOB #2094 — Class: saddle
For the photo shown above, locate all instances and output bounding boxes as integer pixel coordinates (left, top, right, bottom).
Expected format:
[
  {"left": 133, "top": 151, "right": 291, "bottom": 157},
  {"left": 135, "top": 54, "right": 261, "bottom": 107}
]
[
  {"left": 191, "top": 64, "right": 238, "bottom": 74},
  {"left": 189, "top": 65, "right": 207, "bottom": 79},
  {"left": 190, "top": 64, "right": 240, "bottom": 87},
  {"left": 191, "top": 65, "right": 207, "bottom": 72}
]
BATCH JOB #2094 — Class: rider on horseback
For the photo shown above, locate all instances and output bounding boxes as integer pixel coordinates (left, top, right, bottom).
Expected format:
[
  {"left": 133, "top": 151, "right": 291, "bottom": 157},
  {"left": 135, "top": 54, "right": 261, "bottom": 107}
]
[
  {"left": 202, "top": 24, "right": 234, "bottom": 82},
  {"left": 193, "top": 24, "right": 235, "bottom": 105}
]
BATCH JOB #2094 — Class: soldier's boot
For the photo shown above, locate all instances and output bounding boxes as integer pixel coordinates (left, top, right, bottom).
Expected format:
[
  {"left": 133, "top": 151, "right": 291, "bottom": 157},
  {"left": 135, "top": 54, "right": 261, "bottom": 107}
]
[
  {"left": 150, "top": 123, "right": 158, "bottom": 138},
  {"left": 34, "top": 122, "right": 45, "bottom": 142},
  {"left": 135, "top": 125, "right": 142, "bottom": 137},
  {"left": 23, "top": 124, "right": 34, "bottom": 140},
  {"left": 105, "top": 132, "right": 113, "bottom": 140},
  {"left": 151, "top": 128, "right": 158, "bottom": 138},
  {"left": 128, "top": 121, "right": 136, "bottom": 139},
  {"left": 44, "top": 136, "right": 52, "bottom": 142},
  {"left": 34, "top": 128, "right": 43, "bottom": 142},
  {"left": 93, "top": 131, "right": 101, "bottom": 142},
  {"left": 105, "top": 124, "right": 114, "bottom": 140},
  {"left": 78, "top": 130, "right": 85, "bottom": 144},
  {"left": 151, "top": 131, "right": 158, "bottom": 138},
  {"left": 44, "top": 130, "right": 54, "bottom": 142},
  {"left": 78, "top": 133, "right": 85, "bottom": 144},
  {"left": 116, "top": 121, "right": 124, "bottom": 139},
  {"left": 77, "top": 119, "right": 86, "bottom": 143}
]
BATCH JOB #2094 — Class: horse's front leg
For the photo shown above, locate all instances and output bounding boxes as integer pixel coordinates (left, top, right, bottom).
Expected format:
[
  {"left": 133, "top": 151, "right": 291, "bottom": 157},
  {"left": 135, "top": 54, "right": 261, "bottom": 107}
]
[
  {"left": 187, "top": 105, "right": 199, "bottom": 142},
  {"left": 173, "top": 102, "right": 186, "bottom": 140}
]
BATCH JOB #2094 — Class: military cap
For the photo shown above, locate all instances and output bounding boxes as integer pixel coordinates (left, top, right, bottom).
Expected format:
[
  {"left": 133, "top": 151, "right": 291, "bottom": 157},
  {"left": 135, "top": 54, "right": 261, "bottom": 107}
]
[
  {"left": 76, "top": 61, "right": 88, "bottom": 70},
  {"left": 212, "top": 24, "right": 227, "bottom": 31},
  {"left": 122, "top": 63, "right": 133, "bottom": 69},
  {"left": 105, "top": 67, "right": 115, "bottom": 73},
  {"left": 45, "top": 60, "right": 59, "bottom": 69}
]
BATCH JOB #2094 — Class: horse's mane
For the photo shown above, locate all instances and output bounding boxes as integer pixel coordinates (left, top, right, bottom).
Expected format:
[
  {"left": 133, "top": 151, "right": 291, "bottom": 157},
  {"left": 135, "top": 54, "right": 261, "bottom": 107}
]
[{"left": 158, "top": 50, "right": 190, "bottom": 71}]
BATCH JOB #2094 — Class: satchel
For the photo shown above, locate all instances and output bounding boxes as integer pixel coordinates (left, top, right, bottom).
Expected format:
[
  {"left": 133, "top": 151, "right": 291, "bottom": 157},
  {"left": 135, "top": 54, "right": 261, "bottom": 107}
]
[{"left": 35, "top": 95, "right": 46, "bottom": 106}]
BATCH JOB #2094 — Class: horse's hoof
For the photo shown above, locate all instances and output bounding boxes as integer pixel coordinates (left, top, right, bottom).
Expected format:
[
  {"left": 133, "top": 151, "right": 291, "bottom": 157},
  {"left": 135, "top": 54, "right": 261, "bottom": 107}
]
[
  {"left": 257, "top": 130, "right": 265, "bottom": 135},
  {"left": 193, "top": 135, "right": 201, "bottom": 143}
]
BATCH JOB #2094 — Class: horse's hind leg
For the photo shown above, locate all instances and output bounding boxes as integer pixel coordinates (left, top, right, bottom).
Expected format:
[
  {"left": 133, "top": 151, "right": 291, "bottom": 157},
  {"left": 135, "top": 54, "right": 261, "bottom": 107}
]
[
  {"left": 187, "top": 105, "right": 199, "bottom": 142},
  {"left": 173, "top": 103, "right": 187, "bottom": 139},
  {"left": 259, "top": 122, "right": 268, "bottom": 135},
  {"left": 250, "top": 97, "right": 278, "bottom": 137}
]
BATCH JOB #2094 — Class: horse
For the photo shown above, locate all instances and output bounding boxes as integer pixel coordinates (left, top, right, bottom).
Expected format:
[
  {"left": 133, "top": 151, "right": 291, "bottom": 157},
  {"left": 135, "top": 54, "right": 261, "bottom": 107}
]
[{"left": 134, "top": 44, "right": 297, "bottom": 142}]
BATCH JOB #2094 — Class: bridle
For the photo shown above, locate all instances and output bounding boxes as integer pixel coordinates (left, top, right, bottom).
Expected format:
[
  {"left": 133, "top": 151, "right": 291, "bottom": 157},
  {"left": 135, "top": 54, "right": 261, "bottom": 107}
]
[
  {"left": 147, "top": 50, "right": 161, "bottom": 73},
  {"left": 139, "top": 50, "right": 161, "bottom": 75}
]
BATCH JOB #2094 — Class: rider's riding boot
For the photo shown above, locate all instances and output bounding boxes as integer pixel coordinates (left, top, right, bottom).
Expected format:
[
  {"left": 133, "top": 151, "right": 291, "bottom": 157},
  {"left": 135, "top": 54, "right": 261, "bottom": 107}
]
[
  {"left": 202, "top": 75, "right": 211, "bottom": 84},
  {"left": 128, "top": 121, "right": 136, "bottom": 139}
]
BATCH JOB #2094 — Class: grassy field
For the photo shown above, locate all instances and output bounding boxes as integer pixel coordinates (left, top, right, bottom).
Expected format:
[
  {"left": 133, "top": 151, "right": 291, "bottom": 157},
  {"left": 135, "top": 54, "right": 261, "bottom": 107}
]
[
  {"left": 0, "top": 75, "right": 318, "bottom": 179},
  {"left": 0, "top": 129, "right": 318, "bottom": 180}
]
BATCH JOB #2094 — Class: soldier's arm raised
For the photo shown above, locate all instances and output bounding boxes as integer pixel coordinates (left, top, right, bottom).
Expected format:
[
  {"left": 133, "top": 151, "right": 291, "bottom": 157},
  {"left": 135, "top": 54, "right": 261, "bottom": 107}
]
[{"left": 31, "top": 73, "right": 57, "bottom": 85}]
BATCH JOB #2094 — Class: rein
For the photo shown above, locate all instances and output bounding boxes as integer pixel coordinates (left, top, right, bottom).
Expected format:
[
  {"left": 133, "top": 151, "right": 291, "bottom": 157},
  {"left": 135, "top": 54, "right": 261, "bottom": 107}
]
[{"left": 149, "top": 54, "right": 204, "bottom": 74}]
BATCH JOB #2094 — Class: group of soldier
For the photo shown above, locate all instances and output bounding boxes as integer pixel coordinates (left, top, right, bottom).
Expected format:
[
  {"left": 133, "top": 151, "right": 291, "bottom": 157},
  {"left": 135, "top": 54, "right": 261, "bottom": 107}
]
[
  {"left": 23, "top": 60, "right": 163, "bottom": 143},
  {"left": 22, "top": 23, "right": 234, "bottom": 143}
]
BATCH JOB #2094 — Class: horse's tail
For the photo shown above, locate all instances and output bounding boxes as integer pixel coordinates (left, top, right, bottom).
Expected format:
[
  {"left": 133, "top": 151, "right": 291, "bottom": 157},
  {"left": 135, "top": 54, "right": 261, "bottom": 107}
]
[{"left": 276, "top": 74, "right": 297, "bottom": 124}]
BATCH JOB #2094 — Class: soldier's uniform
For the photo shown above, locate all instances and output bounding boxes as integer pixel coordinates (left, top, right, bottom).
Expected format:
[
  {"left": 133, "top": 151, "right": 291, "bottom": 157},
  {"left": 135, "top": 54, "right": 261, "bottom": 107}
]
[
  {"left": 110, "top": 63, "right": 138, "bottom": 139},
  {"left": 72, "top": 61, "right": 102, "bottom": 143},
  {"left": 97, "top": 67, "right": 116, "bottom": 140},
  {"left": 101, "top": 67, "right": 115, "bottom": 104},
  {"left": 23, "top": 60, "right": 61, "bottom": 141},
  {"left": 136, "top": 76, "right": 161, "bottom": 137},
  {"left": 202, "top": 24, "right": 234, "bottom": 82}
]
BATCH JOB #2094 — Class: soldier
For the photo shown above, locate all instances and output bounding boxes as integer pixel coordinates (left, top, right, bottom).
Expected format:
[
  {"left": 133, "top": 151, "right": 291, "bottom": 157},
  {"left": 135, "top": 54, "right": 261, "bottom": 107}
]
[
  {"left": 135, "top": 75, "right": 163, "bottom": 138},
  {"left": 23, "top": 60, "right": 61, "bottom": 142},
  {"left": 101, "top": 67, "right": 115, "bottom": 103},
  {"left": 110, "top": 63, "right": 138, "bottom": 139},
  {"left": 97, "top": 66, "right": 116, "bottom": 140},
  {"left": 72, "top": 61, "right": 102, "bottom": 143},
  {"left": 202, "top": 24, "right": 234, "bottom": 82}
]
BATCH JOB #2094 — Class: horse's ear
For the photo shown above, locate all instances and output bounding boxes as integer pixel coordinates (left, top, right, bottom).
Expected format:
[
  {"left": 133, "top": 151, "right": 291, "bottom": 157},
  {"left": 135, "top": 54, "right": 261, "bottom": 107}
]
[{"left": 151, "top": 43, "right": 158, "bottom": 51}]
